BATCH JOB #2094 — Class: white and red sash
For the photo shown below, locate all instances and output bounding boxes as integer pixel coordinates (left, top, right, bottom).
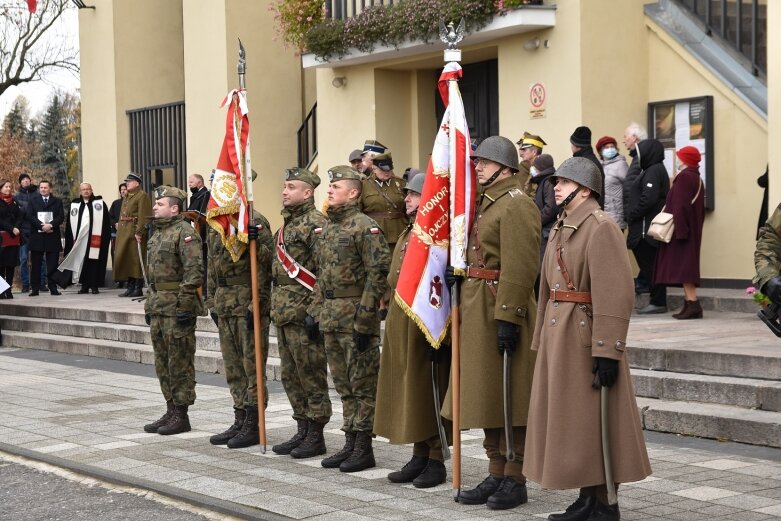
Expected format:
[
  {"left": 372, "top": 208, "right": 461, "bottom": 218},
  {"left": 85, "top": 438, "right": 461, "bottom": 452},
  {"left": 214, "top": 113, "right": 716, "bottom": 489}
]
[
  {"left": 69, "top": 200, "right": 104, "bottom": 260},
  {"left": 275, "top": 224, "right": 316, "bottom": 291}
]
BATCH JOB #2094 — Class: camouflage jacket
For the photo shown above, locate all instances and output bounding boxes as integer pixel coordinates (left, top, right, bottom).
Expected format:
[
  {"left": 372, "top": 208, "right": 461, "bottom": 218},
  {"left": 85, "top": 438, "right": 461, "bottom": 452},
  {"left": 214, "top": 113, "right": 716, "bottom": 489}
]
[
  {"left": 754, "top": 203, "right": 781, "bottom": 290},
  {"left": 307, "top": 201, "right": 390, "bottom": 335},
  {"left": 144, "top": 215, "right": 203, "bottom": 316},
  {"left": 204, "top": 211, "right": 273, "bottom": 317},
  {"left": 271, "top": 199, "right": 326, "bottom": 326}
]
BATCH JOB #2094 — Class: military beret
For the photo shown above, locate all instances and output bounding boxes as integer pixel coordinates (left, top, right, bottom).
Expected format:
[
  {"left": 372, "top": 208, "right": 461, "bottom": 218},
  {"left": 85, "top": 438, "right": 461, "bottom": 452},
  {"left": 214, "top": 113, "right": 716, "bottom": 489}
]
[
  {"left": 373, "top": 152, "right": 394, "bottom": 172},
  {"left": 154, "top": 185, "right": 187, "bottom": 201},
  {"left": 328, "top": 165, "right": 363, "bottom": 182},
  {"left": 362, "top": 139, "right": 387, "bottom": 155},
  {"left": 124, "top": 172, "right": 142, "bottom": 184},
  {"left": 285, "top": 167, "right": 320, "bottom": 188}
]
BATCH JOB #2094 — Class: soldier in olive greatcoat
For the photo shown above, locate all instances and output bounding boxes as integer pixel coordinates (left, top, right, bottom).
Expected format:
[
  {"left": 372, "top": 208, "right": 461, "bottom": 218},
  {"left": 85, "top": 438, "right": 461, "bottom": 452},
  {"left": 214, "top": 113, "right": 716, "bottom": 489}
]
[{"left": 115, "top": 172, "right": 152, "bottom": 297}]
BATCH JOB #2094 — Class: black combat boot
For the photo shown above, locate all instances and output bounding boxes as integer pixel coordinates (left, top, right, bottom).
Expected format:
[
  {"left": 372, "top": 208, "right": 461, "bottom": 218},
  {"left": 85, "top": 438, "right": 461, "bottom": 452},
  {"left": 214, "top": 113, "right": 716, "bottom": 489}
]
[
  {"left": 457, "top": 475, "right": 503, "bottom": 505},
  {"left": 272, "top": 419, "right": 308, "bottom": 455},
  {"left": 157, "top": 404, "right": 191, "bottom": 435},
  {"left": 412, "top": 459, "right": 447, "bottom": 488},
  {"left": 291, "top": 421, "right": 327, "bottom": 459},
  {"left": 548, "top": 495, "right": 598, "bottom": 521},
  {"left": 143, "top": 400, "right": 174, "bottom": 433},
  {"left": 127, "top": 278, "right": 143, "bottom": 298},
  {"left": 227, "top": 405, "right": 259, "bottom": 448},
  {"left": 210, "top": 408, "right": 246, "bottom": 445},
  {"left": 584, "top": 502, "right": 619, "bottom": 521},
  {"left": 321, "top": 431, "right": 356, "bottom": 468},
  {"left": 339, "top": 431, "right": 375, "bottom": 473},
  {"left": 486, "top": 476, "right": 528, "bottom": 510},
  {"left": 387, "top": 455, "right": 428, "bottom": 483},
  {"left": 119, "top": 278, "right": 134, "bottom": 297}
]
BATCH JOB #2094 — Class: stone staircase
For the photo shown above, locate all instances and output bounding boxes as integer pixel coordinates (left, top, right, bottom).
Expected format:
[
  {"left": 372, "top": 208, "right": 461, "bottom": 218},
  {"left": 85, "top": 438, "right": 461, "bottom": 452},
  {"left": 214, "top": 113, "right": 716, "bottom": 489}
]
[{"left": 2, "top": 288, "right": 781, "bottom": 448}]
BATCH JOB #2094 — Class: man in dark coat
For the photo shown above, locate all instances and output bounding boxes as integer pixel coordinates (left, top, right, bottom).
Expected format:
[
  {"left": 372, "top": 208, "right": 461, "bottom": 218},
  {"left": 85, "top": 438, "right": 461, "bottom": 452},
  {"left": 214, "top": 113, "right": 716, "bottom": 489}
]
[
  {"left": 621, "top": 123, "right": 649, "bottom": 293},
  {"left": 109, "top": 183, "right": 127, "bottom": 269},
  {"left": 625, "top": 139, "right": 670, "bottom": 314},
  {"left": 25, "top": 180, "right": 64, "bottom": 296},
  {"left": 53, "top": 183, "right": 111, "bottom": 293},
  {"left": 570, "top": 126, "right": 605, "bottom": 207},
  {"left": 14, "top": 173, "right": 45, "bottom": 292},
  {"left": 187, "top": 174, "right": 210, "bottom": 296}
]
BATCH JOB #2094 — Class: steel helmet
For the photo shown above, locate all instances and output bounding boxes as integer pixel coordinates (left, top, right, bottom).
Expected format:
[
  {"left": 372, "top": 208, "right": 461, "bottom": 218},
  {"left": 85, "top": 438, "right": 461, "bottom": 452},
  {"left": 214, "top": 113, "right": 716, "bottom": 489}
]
[
  {"left": 471, "top": 136, "right": 520, "bottom": 172},
  {"left": 550, "top": 157, "right": 602, "bottom": 200},
  {"left": 402, "top": 172, "right": 425, "bottom": 194}
]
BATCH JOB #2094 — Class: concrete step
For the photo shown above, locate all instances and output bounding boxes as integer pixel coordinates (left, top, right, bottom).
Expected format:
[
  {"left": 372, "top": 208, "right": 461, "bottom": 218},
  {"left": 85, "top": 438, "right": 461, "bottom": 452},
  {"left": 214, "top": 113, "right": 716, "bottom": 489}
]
[
  {"left": 635, "top": 288, "right": 757, "bottom": 314},
  {"left": 0, "top": 330, "right": 283, "bottom": 382},
  {"left": 637, "top": 397, "right": 781, "bottom": 448},
  {"left": 628, "top": 343, "right": 781, "bottom": 381},
  {"left": 0, "top": 315, "right": 280, "bottom": 357},
  {"left": 631, "top": 368, "right": 781, "bottom": 412}
]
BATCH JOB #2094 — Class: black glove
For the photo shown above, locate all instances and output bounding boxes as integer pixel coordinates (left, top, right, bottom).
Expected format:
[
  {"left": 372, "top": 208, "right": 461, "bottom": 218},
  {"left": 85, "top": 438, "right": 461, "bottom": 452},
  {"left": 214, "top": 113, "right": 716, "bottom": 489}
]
[
  {"left": 445, "top": 265, "right": 463, "bottom": 290},
  {"left": 353, "top": 330, "right": 372, "bottom": 353},
  {"left": 378, "top": 307, "right": 388, "bottom": 321},
  {"left": 246, "top": 309, "right": 254, "bottom": 330},
  {"left": 496, "top": 320, "right": 519, "bottom": 355},
  {"left": 248, "top": 224, "right": 260, "bottom": 241},
  {"left": 210, "top": 310, "right": 219, "bottom": 326},
  {"left": 763, "top": 276, "right": 781, "bottom": 305},
  {"left": 176, "top": 311, "right": 195, "bottom": 326},
  {"left": 304, "top": 315, "right": 320, "bottom": 342},
  {"left": 592, "top": 357, "right": 619, "bottom": 388},
  {"left": 145, "top": 312, "right": 152, "bottom": 325}
]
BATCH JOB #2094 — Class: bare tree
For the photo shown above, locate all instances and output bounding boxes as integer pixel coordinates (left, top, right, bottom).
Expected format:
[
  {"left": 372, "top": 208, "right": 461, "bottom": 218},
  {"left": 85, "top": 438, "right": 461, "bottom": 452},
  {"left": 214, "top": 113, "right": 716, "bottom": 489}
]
[{"left": 0, "top": 0, "right": 78, "bottom": 98}]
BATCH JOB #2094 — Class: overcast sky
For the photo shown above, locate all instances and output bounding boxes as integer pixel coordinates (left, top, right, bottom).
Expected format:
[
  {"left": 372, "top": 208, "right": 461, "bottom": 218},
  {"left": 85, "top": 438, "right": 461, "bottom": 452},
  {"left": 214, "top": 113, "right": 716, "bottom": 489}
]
[{"left": 0, "top": 5, "right": 80, "bottom": 122}]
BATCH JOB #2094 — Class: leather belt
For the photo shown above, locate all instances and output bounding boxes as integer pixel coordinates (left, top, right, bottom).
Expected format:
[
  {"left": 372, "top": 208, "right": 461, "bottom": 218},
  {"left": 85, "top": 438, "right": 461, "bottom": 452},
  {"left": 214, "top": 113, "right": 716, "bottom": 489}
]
[
  {"left": 465, "top": 266, "right": 500, "bottom": 281},
  {"left": 150, "top": 281, "right": 180, "bottom": 291},
  {"left": 217, "top": 275, "right": 248, "bottom": 287},
  {"left": 324, "top": 287, "right": 363, "bottom": 299},
  {"left": 549, "top": 288, "right": 592, "bottom": 303},
  {"left": 367, "top": 211, "right": 404, "bottom": 220}
]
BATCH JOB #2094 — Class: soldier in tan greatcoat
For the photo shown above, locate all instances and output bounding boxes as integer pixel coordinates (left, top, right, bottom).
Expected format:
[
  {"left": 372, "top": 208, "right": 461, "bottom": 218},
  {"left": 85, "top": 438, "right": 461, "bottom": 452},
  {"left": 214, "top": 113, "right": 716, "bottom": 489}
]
[
  {"left": 523, "top": 158, "right": 651, "bottom": 521},
  {"left": 443, "top": 136, "right": 540, "bottom": 511},
  {"left": 374, "top": 173, "right": 451, "bottom": 489},
  {"left": 114, "top": 172, "right": 152, "bottom": 297}
]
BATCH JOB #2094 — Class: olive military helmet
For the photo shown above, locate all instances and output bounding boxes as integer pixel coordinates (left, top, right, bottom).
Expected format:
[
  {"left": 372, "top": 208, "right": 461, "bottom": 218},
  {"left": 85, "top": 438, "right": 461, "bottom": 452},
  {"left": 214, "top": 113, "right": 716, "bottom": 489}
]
[
  {"left": 550, "top": 157, "right": 602, "bottom": 200},
  {"left": 471, "top": 136, "right": 520, "bottom": 173},
  {"left": 402, "top": 172, "right": 425, "bottom": 194}
]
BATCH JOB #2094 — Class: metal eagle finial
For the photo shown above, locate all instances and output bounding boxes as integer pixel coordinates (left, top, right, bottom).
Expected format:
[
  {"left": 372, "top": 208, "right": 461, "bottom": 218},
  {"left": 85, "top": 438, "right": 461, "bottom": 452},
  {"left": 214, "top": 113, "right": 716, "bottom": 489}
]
[
  {"left": 237, "top": 38, "right": 246, "bottom": 88},
  {"left": 439, "top": 19, "right": 465, "bottom": 50}
]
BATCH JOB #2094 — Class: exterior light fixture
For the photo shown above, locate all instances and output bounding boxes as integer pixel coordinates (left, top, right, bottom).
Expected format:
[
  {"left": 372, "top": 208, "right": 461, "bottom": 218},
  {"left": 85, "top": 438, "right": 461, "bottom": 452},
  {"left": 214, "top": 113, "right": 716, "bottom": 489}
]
[{"left": 332, "top": 76, "right": 347, "bottom": 88}]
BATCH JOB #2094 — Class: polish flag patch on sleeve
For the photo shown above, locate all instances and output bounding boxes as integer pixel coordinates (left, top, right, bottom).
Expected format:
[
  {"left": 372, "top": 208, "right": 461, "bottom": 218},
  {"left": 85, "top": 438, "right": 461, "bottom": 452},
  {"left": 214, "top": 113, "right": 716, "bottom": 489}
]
[
  {"left": 370, "top": 227, "right": 380, "bottom": 235},
  {"left": 184, "top": 235, "right": 193, "bottom": 243},
  {"left": 314, "top": 227, "right": 323, "bottom": 235}
]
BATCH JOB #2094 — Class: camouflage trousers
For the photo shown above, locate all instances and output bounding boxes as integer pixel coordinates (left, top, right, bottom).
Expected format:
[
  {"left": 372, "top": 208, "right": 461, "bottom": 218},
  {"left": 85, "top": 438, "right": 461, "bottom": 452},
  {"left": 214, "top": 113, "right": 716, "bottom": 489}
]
[
  {"left": 150, "top": 315, "right": 196, "bottom": 406},
  {"left": 217, "top": 315, "right": 269, "bottom": 409},
  {"left": 278, "top": 323, "right": 332, "bottom": 424},
  {"left": 323, "top": 331, "right": 380, "bottom": 432}
]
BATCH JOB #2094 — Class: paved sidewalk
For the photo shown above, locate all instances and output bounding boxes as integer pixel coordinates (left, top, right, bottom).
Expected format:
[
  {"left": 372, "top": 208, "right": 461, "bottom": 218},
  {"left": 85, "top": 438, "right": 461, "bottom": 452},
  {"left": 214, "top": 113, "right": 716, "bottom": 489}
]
[{"left": 2, "top": 348, "right": 781, "bottom": 520}]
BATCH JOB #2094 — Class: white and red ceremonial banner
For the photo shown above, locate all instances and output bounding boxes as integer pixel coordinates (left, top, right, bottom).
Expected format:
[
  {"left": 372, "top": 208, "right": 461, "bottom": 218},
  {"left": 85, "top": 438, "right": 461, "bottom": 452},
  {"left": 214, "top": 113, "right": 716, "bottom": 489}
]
[
  {"left": 206, "top": 89, "right": 253, "bottom": 262},
  {"left": 394, "top": 62, "right": 476, "bottom": 347}
]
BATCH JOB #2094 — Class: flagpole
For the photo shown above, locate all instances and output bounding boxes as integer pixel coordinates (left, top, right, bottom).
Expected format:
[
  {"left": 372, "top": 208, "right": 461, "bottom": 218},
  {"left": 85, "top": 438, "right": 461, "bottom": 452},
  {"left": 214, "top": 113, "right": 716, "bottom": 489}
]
[{"left": 238, "top": 39, "right": 267, "bottom": 453}]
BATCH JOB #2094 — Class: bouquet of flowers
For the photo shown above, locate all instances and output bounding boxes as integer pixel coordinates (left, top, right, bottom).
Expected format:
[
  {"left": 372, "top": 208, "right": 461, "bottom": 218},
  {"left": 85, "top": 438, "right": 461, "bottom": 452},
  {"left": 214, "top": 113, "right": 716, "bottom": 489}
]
[{"left": 746, "top": 286, "right": 771, "bottom": 307}]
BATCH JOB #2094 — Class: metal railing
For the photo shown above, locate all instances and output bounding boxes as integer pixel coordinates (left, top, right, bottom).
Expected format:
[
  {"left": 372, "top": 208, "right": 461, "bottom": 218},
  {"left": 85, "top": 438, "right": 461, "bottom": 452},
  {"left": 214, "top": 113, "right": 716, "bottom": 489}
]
[
  {"left": 676, "top": 0, "right": 766, "bottom": 78},
  {"left": 297, "top": 103, "right": 317, "bottom": 168},
  {"left": 325, "top": 0, "right": 394, "bottom": 21}
]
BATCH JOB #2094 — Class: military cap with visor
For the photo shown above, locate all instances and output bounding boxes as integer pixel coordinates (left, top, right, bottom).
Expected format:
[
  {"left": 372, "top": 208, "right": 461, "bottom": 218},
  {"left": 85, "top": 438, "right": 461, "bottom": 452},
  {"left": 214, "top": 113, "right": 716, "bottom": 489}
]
[
  {"left": 327, "top": 165, "right": 363, "bottom": 182},
  {"left": 550, "top": 157, "right": 602, "bottom": 200},
  {"left": 124, "top": 172, "right": 143, "bottom": 184},
  {"left": 373, "top": 152, "right": 394, "bottom": 172},
  {"left": 154, "top": 185, "right": 188, "bottom": 202},
  {"left": 285, "top": 167, "right": 320, "bottom": 188},
  {"left": 361, "top": 139, "right": 387, "bottom": 155},
  {"left": 471, "top": 136, "right": 520, "bottom": 172},
  {"left": 516, "top": 131, "right": 547, "bottom": 149}
]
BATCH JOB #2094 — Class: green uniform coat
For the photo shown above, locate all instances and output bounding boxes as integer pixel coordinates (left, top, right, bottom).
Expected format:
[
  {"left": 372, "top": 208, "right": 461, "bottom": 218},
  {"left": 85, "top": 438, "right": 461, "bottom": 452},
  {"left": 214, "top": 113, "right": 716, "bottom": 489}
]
[
  {"left": 754, "top": 203, "right": 781, "bottom": 290},
  {"left": 360, "top": 173, "right": 408, "bottom": 247},
  {"left": 523, "top": 198, "right": 652, "bottom": 489},
  {"left": 442, "top": 175, "right": 540, "bottom": 429},
  {"left": 114, "top": 186, "right": 152, "bottom": 281}
]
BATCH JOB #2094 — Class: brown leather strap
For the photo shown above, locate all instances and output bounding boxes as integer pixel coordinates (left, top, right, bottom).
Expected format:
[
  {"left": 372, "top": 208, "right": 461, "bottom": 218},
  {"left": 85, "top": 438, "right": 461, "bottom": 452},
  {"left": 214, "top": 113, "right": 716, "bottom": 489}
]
[
  {"left": 119, "top": 216, "right": 137, "bottom": 222},
  {"left": 366, "top": 211, "right": 404, "bottom": 220},
  {"left": 549, "top": 288, "right": 592, "bottom": 303},
  {"left": 465, "top": 266, "right": 500, "bottom": 281},
  {"left": 556, "top": 244, "right": 576, "bottom": 291}
]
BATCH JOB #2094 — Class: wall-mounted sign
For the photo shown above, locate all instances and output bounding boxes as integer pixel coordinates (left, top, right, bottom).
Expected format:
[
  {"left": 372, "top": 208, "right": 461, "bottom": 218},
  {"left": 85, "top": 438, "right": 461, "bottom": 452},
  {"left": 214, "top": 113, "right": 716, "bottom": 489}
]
[
  {"left": 529, "top": 82, "right": 546, "bottom": 119},
  {"left": 648, "top": 95, "right": 714, "bottom": 210}
]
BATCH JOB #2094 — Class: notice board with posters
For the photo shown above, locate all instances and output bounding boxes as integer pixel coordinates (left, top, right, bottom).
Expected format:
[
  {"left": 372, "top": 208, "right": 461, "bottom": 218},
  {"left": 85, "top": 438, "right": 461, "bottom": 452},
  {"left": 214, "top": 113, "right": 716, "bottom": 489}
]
[{"left": 648, "top": 96, "right": 714, "bottom": 210}]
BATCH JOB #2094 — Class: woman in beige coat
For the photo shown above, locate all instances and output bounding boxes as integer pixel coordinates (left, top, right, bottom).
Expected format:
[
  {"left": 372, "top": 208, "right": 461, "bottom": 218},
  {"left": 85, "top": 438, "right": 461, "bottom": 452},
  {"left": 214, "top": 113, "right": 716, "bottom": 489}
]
[{"left": 523, "top": 157, "right": 651, "bottom": 521}]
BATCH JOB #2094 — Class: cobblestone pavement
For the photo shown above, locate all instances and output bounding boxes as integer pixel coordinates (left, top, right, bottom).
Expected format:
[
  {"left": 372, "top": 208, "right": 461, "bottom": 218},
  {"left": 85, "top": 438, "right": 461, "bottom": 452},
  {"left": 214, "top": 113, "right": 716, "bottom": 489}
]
[{"left": 1, "top": 347, "right": 781, "bottom": 521}]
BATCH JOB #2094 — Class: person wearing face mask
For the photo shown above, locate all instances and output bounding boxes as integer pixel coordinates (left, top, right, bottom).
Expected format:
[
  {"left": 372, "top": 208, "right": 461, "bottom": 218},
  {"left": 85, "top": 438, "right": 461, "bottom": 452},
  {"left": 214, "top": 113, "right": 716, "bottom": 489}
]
[
  {"left": 524, "top": 157, "right": 651, "bottom": 521},
  {"left": 596, "top": 136, "right": 628, "bottom": 230}
]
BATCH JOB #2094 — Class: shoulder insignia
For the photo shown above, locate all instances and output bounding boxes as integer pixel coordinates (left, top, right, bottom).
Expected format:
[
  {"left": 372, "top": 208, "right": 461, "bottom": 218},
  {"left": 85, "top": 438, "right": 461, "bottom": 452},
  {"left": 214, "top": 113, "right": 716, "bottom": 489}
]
[
  {"left": 184, "top": 235, "right": 193, "bottom": 243},
  {"left": 508, "top": 188, "right": 523, "bottom": 198},
  {"left": 314, "top": 227, "right": 323, "bottom": 235},
  {"left": 370, "top": 227, "right": 380, "bottom": 235}
]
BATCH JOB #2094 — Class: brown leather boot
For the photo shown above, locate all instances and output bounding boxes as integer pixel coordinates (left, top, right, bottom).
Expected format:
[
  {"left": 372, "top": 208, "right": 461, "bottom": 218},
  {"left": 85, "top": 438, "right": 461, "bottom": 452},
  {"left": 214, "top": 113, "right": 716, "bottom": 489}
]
[
  {"left": 672, "top": 300, "right": 690, "bottom": 319},
  {"left": 272, "top": 419, "right": 308, "bottom": 455},
  {"left": 321, "top": 431, "right": 356, "bottom": 468},
  {"left": 675, "top": 299, "right": 703, "bottom": 320},
  {"left": 291, "top": 421, "right": 327, "bottom": 459},
  {"left": 143, "top": 400, "right": 174, "bottom": 433},
  {"left": 210, "top": 408, "right": 246, "bottom": 445},
  {"left": 339, "top": 431, "right": 375, "bottom": 473},
  {"left": 157, "top": 405, "right": 191, "bottom": 435}
]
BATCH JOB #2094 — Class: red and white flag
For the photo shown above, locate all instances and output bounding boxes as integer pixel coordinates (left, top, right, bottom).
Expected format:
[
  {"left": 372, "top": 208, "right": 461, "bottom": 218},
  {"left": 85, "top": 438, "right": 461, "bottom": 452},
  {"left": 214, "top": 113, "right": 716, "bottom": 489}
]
[
  {"left": 206, "top": 89, "right": 252, "bottom": 262},
  {"left": 394, "top": 62, "right": 476, "bottom": 347}
]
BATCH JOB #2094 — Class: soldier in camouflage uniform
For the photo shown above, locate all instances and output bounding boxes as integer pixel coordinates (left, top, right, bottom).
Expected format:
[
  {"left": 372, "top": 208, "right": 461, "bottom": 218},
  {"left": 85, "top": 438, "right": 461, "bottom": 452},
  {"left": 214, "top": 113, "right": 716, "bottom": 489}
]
[
  {"left": 142, "top": 186, "right": 203, "bottom": 435},
  {"left": 754, "top": 203, "right": 781, "bottom": 303},
  {"left": 270, "top": 168, "right": 332, "bottom": 458},
  {"left": 205, "top": 209, "right": 273, "bottom": 449},
  {"left": 307, "top": 165, "right": 390, "bottom": 473}
]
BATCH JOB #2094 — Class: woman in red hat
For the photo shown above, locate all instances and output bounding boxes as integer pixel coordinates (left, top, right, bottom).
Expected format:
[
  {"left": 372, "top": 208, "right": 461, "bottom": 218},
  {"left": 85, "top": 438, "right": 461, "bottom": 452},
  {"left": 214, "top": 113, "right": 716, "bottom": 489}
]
[{"left": 653, "top": 145, "right": 705, "bottom": 319}]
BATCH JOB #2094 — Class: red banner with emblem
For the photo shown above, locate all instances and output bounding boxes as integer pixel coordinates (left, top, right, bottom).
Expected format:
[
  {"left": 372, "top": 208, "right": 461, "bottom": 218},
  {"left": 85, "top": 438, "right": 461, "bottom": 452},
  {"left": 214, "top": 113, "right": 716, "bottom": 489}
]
[{"left": 394, "top": 63, "right": 476, "bottom": 347}]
